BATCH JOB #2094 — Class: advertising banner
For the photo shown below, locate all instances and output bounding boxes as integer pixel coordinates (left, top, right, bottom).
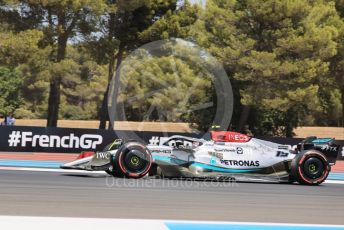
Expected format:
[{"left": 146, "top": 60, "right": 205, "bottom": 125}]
[
  {"left": 0, "top": 126, "right": 198, "bottom": 153},
  {"left": 0, "top": 126, "right": 343, "bottom": 159}
]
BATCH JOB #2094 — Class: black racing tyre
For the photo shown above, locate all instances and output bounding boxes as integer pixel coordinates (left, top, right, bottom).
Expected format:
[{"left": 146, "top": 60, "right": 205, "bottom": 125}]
[
  {"left": 111, "top": 141, "right": 152, "bottom": 178},
  {"left": 290, "top": 150, "right": 330, "bottom": 185}
]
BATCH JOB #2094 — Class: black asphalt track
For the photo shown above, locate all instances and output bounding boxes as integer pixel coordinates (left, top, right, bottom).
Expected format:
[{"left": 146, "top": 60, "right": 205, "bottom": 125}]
[{"left": 0, "top": 170, "right": 343, "bottom": 224}]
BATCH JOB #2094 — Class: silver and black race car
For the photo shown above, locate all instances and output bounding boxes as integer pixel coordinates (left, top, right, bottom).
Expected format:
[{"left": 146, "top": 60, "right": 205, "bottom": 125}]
[{"left": 61, "top": 131, "right": 341, "bottom": 185}]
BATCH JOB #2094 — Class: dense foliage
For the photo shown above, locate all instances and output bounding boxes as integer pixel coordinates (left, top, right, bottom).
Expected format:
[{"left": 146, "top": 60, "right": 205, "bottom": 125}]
[{"left": 0, "top": 0, "right": 343, "bottom": 136}]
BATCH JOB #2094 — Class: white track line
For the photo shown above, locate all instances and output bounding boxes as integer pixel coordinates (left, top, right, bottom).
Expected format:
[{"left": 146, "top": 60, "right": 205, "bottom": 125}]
[
  {"left": 0, "top": 216, "right": 168, "bottom": 230},
  {"left": 0, "top": 166, "right": 106, "bottom": 174},
  {"left": 324, "top": 180, "right": 344, "bottom": 185},
  {"left": 0, "top": 216, "right": 343, "bottom": 230}
]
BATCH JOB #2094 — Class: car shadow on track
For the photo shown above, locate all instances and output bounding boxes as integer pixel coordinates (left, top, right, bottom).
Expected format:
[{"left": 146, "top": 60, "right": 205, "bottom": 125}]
[
  {"left": 61, "top": 174, "right": 107, "bottom": 178},
  {"left": 60, "top": 173, "right": 303, "bottom": 186}
]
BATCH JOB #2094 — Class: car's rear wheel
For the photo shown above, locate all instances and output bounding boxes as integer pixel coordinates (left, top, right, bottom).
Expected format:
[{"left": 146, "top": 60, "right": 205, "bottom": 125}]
[
  {"left": 291, "top": 150, "right": 330, "bottom": 185},
  {"left": 110, "top": 141, "right": 152, "bottom": 178}
]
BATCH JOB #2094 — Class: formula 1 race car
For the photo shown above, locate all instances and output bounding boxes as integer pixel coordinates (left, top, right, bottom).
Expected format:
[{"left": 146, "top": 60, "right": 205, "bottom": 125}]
[{"left": 61, "top": 131, "right": 341, "bottom": 185}]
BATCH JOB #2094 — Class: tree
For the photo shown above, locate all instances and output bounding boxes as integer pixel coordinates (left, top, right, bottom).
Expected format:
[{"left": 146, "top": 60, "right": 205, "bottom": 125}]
[
  {"left": 1, "top": 0, "right": 106, "bottom": 126},
  {"left": 117, "top": 40, "right": 216, "bottom": 131},
  {"left": 139, "top": 0, "right": 344, "bottom": 136},
  {"left": 139, "top": 1, "right": 200, "bottom": 41},
  {"left": 58, "top": 45, "right": 108, "bottom": 120},
  {"left": 98, "top": 0, "right": 179, "bottom": 129},
  {"left": 139, "top": 2, "right": 221, "bottom": 130},
  {"left": 0, "top": 29, "right": 43, "bottom": 67},
  {"left": 0, "top": 67, "right": 23, "bottom": 116},
  {"left": 329, "top": 0, "right": 344, "bottom": 126},
  {"left": 233, "top": 0, "right": 343, "bottom": 136},
  {"left": 0, "top": 0, "right": 342, "bottom": 134},
  {"left": 0, "top": 23, "right": 45, "bottom": 118},
  {"left": 186, "top": 0, "right": 254, "bottom": 132}
]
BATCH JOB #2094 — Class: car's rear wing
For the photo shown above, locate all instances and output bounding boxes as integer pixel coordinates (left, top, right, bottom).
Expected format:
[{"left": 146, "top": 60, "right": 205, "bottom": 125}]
[{"left": 297, "top": 136, "right": 340, "bottom": 165}]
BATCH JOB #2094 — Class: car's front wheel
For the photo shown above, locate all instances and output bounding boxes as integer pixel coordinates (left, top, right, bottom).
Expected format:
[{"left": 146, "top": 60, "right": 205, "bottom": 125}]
[{"left": 109, "top": 141, "right": 152, "bottom": 178}]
